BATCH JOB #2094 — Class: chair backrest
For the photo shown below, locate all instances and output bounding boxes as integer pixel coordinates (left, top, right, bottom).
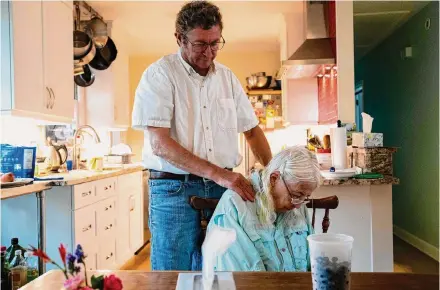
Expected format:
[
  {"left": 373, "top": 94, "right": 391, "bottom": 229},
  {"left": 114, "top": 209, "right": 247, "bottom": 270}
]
[
  {"left": 305, "top": 195, "right": 339, "bottom": 233},
  {"left": 189, "top": 195, "right": 339, "bottom": 243}
]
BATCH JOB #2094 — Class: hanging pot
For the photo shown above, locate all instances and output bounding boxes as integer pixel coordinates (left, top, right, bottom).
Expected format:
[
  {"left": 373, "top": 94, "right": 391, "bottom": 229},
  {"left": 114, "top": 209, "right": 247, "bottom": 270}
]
[
  {"left": 73, "top": 4, "right": 95, "bottom": 65},
  {"left": 85, "top": 16, "right": 108, "bottom": 48},
  {"left": 89, "top": 36, "right": 118, "bottom": 70},
  {"left": 74, "top": 65, "right": 95, "bottom": 87}
]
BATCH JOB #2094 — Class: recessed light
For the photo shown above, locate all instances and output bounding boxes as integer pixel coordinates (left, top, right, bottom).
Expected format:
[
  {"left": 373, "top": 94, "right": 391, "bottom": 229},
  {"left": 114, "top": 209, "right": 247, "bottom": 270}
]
[
  {"left": 325, "top": 66, "right": 331, "bottom": 70},
  {"left": 324, "top": 74, "right": 331, "bottom": 78},
  {"left": 317, "top": 74, "right": 323, "bottom": 77}
]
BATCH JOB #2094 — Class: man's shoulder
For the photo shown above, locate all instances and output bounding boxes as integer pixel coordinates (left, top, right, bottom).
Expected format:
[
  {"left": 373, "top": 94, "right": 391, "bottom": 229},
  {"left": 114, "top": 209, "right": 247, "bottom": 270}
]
[
  {"left": 213, "top": 60, "right": 232, "bottom": 75},
  {"left": 145, "top": 53, "right": 180, "bottom": 74}
]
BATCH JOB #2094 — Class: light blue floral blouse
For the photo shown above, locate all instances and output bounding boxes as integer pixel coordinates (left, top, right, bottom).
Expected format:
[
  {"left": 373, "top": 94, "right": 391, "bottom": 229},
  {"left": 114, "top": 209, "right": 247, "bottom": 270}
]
[{"left": 207, "top": 171, "right": 314, "bottom": 272}]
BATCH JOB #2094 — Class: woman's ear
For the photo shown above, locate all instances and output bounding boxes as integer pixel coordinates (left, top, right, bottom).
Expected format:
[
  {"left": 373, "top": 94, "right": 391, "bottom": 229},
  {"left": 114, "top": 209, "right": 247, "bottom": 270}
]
[{"left": 269, "top": 171, "right": 281, "bottom": 187}]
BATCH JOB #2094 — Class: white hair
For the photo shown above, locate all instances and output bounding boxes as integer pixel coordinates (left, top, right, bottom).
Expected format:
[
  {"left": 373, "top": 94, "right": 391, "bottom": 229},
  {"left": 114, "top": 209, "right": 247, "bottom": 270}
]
[{"left": 255, "top": 146, "right": 323, "bottom": 225}]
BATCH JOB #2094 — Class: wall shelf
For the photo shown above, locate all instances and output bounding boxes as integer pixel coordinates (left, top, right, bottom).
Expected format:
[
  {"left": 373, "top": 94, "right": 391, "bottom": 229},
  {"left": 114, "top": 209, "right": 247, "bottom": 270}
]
[{"left": 246, "top": 89, "right": 282, "bottom": 96}]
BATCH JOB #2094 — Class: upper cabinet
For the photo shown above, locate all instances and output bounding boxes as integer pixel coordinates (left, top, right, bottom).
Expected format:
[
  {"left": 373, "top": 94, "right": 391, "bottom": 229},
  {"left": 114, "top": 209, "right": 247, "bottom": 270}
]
[
  {"left": 1, "top": 0, "right": 74, "bottom": 123},
  {"left": 42, "top": 1, "right": 74, "bottom": 120},
  {"left": 84, "top": 48, "right": 130, "bottom": 130}
]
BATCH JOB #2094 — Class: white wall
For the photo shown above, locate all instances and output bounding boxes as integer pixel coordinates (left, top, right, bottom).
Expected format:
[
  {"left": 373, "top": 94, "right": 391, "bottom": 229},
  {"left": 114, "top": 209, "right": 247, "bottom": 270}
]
[
  {"left": 286, "top": 78, "right": 318, "bottom": 124},
  {"left": 336, "top": 0, "right": 355, "bottom": 123}
]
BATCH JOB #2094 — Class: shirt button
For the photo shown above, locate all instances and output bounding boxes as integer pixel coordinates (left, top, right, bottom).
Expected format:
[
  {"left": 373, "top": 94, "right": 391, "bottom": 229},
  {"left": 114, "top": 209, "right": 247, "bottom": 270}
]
[
  {"left": 209, "top": 149, "right": 212, "bottom": 152},
  {"left": 203, "top": 106, "right": 207, "bottom": 109},
  {"left": 206, "top": 127, "right": 209, "bottom": 130},
  {"left": 281, "top": 248, "right": 286, "bottom": 252}
]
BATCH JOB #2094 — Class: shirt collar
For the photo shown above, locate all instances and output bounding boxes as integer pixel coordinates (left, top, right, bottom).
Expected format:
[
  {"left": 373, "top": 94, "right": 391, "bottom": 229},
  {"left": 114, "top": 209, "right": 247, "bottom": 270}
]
[{"left": 177, "top": 48, "right": 217, "bottom": 77}]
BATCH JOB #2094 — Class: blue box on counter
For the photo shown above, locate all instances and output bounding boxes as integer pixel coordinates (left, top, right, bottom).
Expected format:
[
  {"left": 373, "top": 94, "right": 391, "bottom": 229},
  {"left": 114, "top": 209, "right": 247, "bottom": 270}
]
[{"left": 0, "top": 144, "right": 36, "bottom": 178}]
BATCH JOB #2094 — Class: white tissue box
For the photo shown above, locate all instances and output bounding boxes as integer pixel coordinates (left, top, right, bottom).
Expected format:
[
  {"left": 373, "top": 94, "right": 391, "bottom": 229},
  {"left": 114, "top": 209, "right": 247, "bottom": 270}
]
[
  {"left": 176, "top": 273, "right": 236, "bottom": 290},
  {"left": 352, "top": 132, "right": 383, "bottom": 147}
]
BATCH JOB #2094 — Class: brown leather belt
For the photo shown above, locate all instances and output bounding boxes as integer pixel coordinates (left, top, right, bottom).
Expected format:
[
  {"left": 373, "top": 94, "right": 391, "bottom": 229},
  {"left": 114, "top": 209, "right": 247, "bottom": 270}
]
[{"left": 149, "top": 169, "right": 232, "bottom": 181}]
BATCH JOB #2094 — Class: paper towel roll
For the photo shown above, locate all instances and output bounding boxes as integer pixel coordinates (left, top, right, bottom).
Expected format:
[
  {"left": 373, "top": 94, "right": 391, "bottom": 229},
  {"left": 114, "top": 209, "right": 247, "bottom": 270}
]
[{"left": 330, "top": 127, "right": 347, "bottom": 169}]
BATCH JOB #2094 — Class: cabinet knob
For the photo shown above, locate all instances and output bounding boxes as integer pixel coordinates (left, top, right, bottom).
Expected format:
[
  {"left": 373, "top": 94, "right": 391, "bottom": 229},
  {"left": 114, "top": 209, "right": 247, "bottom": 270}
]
[
  {"left": 105, "top": 252, "right": 113, "bottom": 260},
  {"left": 45, "top": 87, "right": 51, "bottom": 109},
  {"left": 104, "top": 204, "right": 113, "bottom": 211},
  {"left": 49, "top": 88, "right": 55, "bottom": 109},
  {"left": 105, "top": 224, "right": 113, "bottom": 230},
  {"left": 82, "top": 224, "right": 92, "bottom": 232},
  {"left": 82, "top": 191, "right": 92, "bottom": 197}
]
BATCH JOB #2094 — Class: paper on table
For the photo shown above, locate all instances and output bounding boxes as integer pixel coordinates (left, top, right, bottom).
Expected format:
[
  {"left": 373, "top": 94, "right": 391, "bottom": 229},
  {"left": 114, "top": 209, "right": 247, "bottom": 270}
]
[
  {"left": 202, "top": 226, "right": 236, "bottom": 290},
  {"left": 361, "top": 112, "right": 374, "bottom": 133},
  {"left": 175, "top": 272, "right": 236, "bottom": 290}
]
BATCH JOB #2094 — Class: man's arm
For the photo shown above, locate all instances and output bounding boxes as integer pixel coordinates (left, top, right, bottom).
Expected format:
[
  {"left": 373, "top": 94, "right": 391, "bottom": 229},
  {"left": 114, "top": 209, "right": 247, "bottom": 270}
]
[
  {"left": 244, "top": 125, "right": 272, "bottom": 166},
  {"left": 148, "top": 126, "right": 255, "bottom": 201}
]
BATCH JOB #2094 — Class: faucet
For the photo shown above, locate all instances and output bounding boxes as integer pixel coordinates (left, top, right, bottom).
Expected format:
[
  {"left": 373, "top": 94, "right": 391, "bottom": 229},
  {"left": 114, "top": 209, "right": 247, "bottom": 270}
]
[{"left": 73, "top": 125, "right": 101, "bottom": 170}]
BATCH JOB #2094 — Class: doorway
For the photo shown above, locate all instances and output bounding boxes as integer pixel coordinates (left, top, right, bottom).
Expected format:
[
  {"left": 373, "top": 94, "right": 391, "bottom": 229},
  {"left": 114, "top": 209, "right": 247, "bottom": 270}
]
[{"left": 355, "top": 81, "right": 364, "bottom": 132}]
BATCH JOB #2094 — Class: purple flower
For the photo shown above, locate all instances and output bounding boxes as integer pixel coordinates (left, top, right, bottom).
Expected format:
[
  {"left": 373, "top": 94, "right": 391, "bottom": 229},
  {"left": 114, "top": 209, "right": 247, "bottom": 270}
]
[
  {"left": 75, "top": 245, "right": 85, "bottom": 263},
  {"left": 67, "top": 253, "right": 76, "bottom": 264}
]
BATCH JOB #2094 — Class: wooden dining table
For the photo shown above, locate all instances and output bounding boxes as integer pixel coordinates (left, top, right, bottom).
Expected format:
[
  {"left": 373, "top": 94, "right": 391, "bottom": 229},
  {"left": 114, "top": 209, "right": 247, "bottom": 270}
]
[{"left": 20, "top": 270, "right": 439, "bottom": 290}]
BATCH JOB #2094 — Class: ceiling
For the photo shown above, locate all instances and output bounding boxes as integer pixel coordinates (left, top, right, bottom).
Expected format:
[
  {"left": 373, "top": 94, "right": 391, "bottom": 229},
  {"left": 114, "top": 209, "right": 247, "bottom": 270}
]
[
  {"left": 353, "top": 1, "right": 429, "bottom": 60},
  {"left": 88, "top": 1, "right": 303, "bottom": 56}
]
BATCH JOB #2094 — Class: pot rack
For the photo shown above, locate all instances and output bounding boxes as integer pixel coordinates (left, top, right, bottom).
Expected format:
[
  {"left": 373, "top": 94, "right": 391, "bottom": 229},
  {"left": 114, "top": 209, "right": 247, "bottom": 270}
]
[{"left": 73, "top": 0, "right": 103, "bottom": 20}]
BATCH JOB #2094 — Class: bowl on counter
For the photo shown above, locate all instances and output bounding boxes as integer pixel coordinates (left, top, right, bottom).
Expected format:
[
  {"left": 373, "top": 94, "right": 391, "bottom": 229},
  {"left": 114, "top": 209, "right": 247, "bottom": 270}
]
[{"left": 246, "top": 75, "right": 272, "bottom": 90}]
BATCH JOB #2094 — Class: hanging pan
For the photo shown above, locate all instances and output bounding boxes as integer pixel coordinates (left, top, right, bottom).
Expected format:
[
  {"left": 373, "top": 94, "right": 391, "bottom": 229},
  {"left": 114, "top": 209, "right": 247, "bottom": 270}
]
[{"left": 73, "top": 4, "right": 95, "bottom": 65}]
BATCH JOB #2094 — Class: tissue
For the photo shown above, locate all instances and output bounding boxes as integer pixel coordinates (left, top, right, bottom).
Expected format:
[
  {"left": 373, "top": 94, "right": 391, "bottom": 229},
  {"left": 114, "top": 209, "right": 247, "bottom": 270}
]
[
  {"left": 202, "top": 226, "right": 236, "bottom": 290},
  {"left": 361, "top": 112, "right": 373, "bottom": 133},
  {"left": 352, "top": 112, "right": 383, "bottom": 147}
]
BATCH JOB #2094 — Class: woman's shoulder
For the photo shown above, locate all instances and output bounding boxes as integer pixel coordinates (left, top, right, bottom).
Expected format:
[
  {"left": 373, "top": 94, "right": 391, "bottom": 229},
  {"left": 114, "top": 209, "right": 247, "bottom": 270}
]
[{"left": 215, "top": 190, "right": 257, "bottom": 219}]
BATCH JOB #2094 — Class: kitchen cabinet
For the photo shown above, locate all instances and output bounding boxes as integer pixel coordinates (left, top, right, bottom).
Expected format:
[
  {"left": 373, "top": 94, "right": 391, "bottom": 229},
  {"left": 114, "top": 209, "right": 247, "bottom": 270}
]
[
  {"left": 85, "top": 36, "right": 130, "bottom": 130},
  {"left": 1, "top": 0, "right": 73, "bottom": 123},
  {"left": 42, "top": 1, "right": 74, "bottom": 120},
  {"left": 116, "top": 172, "right": 143, "bottom": 265},
  {"left": 39, "top": 172, "right": 143, "bottom": 271}
]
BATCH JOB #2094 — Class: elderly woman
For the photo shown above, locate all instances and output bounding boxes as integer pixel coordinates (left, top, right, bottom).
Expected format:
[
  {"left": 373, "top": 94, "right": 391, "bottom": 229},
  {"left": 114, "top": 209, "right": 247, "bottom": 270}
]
[{"left": 207, "top": 146, "right": 322, "bottom": 272}]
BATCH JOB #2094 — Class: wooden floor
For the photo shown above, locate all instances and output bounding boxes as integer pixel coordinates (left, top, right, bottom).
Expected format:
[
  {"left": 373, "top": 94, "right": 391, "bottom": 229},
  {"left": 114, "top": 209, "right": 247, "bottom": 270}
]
[{"left": 121, "top": 235, "right": 439, "bottom": 274}]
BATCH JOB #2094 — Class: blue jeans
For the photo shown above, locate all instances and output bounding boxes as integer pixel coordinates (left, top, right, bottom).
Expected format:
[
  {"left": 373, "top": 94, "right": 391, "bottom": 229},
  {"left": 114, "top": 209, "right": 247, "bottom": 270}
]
[{"left": 148, "top": 177, "right": 227, "bottom": 271}]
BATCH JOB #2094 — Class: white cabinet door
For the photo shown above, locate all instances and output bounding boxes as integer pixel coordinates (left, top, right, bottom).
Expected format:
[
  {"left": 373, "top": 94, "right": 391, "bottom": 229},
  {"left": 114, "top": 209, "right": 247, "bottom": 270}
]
[
  {"left": 7, "top": 1, "right": 45, "bottom": 115},
  {"left": 85, "top": 49, "right": 130, "bottom": 129},
  {"left": 113, "top": 50, "right": 130, "bottom": 128},
  {"left": 129, "top": 192, "right": 143, "bottom": 253},
  {"left": 116, "top": 188, "right": 130, "bottom": 265},
  {"left": 42, "top": 1, "right": 74, "bottom": 121}
]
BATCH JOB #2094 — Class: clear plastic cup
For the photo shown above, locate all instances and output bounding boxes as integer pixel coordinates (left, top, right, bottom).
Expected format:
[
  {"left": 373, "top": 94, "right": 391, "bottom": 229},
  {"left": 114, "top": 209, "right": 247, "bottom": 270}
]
[{"left": 307, "top": 233, "right": 354, "bottom": 290}]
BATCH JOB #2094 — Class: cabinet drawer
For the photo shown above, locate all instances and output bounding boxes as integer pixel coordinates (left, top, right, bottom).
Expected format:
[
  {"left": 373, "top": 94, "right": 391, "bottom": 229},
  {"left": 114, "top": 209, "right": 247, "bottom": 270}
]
[
  {"left": 96, "top": 178, "right": 116, "bottom": 199},
  {"left": 74, "top": 183, "right": 96, "bottom": 209},
  {"left": 74, "top": 206, "right": 97, "bottom": 252},
  {"left": 96, "top": 197, "right": 116, "bottom": 238},
  {"left": 117, "top": 172, "right": 142, "bottom": 195},
  {"left": 85, "top": 252, "right": 97, "bottom": 271},
  {"left": 97, "top": 238, "right": 116, "bottom": 270}
]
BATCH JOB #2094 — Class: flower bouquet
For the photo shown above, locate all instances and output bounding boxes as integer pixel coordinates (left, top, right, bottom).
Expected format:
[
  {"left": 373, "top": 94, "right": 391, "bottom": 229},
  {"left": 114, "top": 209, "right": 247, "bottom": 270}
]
[{"left": 30, "top": 244, "right": 123, "bottom": 290}]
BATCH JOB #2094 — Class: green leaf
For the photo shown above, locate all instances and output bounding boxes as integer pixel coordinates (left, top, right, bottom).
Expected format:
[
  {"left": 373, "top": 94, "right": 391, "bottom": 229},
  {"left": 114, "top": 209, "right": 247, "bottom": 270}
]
[{"left": 91, "top": 274, "right": 104, "bottom": 289}]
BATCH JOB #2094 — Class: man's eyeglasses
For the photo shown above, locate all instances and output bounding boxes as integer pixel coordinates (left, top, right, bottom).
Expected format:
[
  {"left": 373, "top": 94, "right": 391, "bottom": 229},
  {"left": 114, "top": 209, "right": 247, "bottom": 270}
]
[
  {"left": 184, "top": 36, "right": 226, "bottom": 53},
  {"left": 281, "top": 175, "right": 310, "bottom": 205}
]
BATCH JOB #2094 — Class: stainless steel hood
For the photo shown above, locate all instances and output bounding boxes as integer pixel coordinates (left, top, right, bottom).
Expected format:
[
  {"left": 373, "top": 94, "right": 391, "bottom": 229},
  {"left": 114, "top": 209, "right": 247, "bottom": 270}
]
[{"left": 282, "top": 1, "right": 335, "bottom": 66}]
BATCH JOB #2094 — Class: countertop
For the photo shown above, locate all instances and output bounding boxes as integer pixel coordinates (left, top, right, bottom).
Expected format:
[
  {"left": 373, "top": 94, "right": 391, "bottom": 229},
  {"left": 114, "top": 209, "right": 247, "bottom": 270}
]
[
  {"left": 0, "top": 164, "right": 144, "bottom": 200},
  {"left": 20, "top": 270, "right": 439, "bottom": 290},
  {"left": 323, "top": 175, "right": 400, "bottom": 186}
]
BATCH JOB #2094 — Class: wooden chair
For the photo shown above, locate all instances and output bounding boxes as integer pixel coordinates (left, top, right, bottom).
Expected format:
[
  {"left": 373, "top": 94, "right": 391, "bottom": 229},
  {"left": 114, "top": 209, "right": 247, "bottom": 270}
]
[
  {"left": 189, "top": 195, "right": 339, "bottom": 244},
  {"left": 305, "top": 195, "right": 339, "bottom": 233}
]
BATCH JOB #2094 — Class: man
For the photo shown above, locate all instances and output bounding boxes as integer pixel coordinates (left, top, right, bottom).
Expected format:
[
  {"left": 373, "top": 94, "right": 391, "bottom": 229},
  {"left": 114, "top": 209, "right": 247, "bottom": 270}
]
[{"left": 132, "top": 0, "right": 272, "bottom": 271}]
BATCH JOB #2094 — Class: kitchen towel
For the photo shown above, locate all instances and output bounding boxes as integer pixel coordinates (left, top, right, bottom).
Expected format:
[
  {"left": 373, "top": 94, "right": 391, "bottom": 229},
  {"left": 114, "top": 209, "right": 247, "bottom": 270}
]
[{"left": 330, "top": 127, "right": 347, "bottom": 169}]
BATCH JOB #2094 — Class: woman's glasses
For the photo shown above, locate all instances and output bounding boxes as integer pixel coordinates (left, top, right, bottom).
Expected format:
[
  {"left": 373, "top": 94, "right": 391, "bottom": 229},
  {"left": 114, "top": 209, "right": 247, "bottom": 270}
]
[{"left": 281, "top": 175, "right": 310, "bottom": 205}]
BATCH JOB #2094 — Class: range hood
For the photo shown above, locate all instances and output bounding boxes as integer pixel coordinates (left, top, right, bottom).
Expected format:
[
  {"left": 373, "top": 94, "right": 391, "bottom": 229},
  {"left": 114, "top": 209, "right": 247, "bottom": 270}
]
[{"left": 282, "top": 1, "right": 335, "bottom": 67}]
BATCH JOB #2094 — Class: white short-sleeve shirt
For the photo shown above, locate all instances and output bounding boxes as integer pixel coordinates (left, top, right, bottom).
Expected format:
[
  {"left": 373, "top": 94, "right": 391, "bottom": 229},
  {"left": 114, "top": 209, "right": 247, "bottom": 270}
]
[{"left": 132, "top": 50, "right": 258, "bottom": 174}]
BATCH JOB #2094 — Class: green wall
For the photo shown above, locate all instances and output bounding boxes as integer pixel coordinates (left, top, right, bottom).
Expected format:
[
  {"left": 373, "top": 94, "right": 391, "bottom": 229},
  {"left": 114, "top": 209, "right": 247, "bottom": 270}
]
[{"left": 355, "top": 2, "right": 439, "bottom": 249}]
